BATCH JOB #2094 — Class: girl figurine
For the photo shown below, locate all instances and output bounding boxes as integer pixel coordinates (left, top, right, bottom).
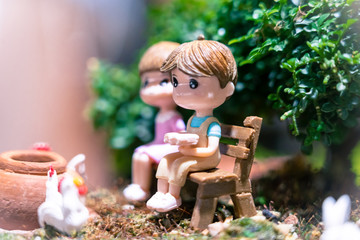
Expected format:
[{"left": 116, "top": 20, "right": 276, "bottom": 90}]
[
  {"left": 146, "top": 35, "right": 237, "bottom": 212},
  {"left": 123, "top": 42, "right": 186, "bottom": 202}
]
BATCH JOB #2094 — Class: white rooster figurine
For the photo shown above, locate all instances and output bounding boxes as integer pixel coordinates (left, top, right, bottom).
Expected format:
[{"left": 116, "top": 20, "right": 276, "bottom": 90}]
[
  {"left": 37, "top": 154, "right": 89, "bottom": 234},
  {"left": 321, "top": 194, "right": 360, "bottom": 240}
]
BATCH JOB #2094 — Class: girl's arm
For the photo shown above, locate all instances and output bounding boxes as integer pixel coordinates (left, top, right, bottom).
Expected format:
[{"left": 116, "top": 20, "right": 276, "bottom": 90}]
[
  {"left": 174, "top": 116, "right": 186, "bottom": 132},
  {"left": 178, "top": 136, "right": 219, "bottom": 157}
]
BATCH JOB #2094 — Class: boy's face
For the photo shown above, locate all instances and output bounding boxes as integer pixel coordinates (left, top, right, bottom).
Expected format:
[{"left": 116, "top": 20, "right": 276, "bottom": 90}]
[
  {"left": 140, "top": 71, "right": 175, "bottom": 109},
  {"left": 170, "top": 68, "right": 234, "bottom": 112}
]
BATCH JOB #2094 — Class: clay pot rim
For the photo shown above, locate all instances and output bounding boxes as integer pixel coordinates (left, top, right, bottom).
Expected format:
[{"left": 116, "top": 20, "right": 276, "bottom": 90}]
[{"left": 0, "top": 150, "right": 67, "bottom": 175}]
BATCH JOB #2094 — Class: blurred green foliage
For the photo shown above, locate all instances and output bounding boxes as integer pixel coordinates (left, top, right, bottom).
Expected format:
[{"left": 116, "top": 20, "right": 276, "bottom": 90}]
[
  {"left": 88, "top": 59, "right": 156, "bottom": 174},
  {"left": 351, "top": 141, "right": 360, "bottom": 185},
  {"left": 89, "top": 59, "right": 156, "bottom": 149},
  {"left": 89, "top": 0, "right": 360, "bottom": 175},
  {"left": 147, "top": 0, "right": 221, "bottom": 44}
]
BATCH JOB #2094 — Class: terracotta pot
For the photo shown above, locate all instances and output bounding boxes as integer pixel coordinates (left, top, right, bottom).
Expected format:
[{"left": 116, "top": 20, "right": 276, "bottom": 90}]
[{"left": 0, "top": 150, "right": 67, "bottom": 230}]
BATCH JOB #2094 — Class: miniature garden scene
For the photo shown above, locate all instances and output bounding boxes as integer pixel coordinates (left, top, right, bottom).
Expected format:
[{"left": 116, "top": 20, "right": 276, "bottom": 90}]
[{"left": 0, "top": 0, "right": 359, "bottom": 239}]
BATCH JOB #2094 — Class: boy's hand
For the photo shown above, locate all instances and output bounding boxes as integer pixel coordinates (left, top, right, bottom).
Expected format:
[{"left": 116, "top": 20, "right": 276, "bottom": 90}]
[{"left": 178, "top": 145, "right": 196, "bottom": 156}]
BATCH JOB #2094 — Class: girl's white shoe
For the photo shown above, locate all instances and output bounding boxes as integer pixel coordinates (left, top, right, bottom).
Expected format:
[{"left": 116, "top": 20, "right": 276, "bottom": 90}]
[
  {"left": 123, "top": 184, "right": 149, "bottom": 202},
  {"left": 146, "top": 192, "right": 166, "bottom": 209}
]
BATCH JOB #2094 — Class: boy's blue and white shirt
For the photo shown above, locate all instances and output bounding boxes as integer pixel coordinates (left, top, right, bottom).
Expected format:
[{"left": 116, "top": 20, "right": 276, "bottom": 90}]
[{"left": 189, "top": 116, "right": 221, "bottom": 138}]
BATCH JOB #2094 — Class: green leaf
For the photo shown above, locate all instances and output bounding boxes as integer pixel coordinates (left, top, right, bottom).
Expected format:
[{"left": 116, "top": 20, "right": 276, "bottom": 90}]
[
  {"left": 296, "top": 19, "right": 313, "bottom": 26},
  {"left": 321, "top": 102, "right": 336, "bottom": 112},
  {"left": 280, "top": 110, "right": 293, "bottom": 120},
  {"left": 262, "top": 38, "right": 275, "bottom": 47},
  {"left": 351, "top": 96, "right": 360, "bottom": 107},
  {"left": 340, "top": 53, "right": 355, "bottom": 64},
  {"left": 323, "top": 75, "right": 330, "bottom": 85},
  {"left": 239, "top": 59, "right": 254, "bottom": 66},
  {"left": 229, "top": 34, "right": 254, "bottom": 45},
  {"left": 281, "top": 58, "right": 300, "bottom": 72},
  {"left": 270, "top": 40, "right": 287, "bottom": 52},
  {"left": 295, "top": 27, "right": 303, "bottom": 35},
  {"left": 301, "top": 143, "right": 313, "bottom": 154},
  {"left": 268, "top": 93, "right": 278, "bottom": 101},
  {"left": 321, "top": 18, "right": 336, "bottom": 29},
  {"left": 338, "top": 108, "right": 349, "bottom": 120},
  {"left": 303, "top": 135, "right": 314, "bottom": 147},
  {"left": 343, "top": 18, "right": 358, "bottom": 30},
  {"left": 299, "top": 97, "right": 308, "bottom": 113},
  {"left": 300, "top": 67, "right": 309, "bottom": 75},
  {"left": 317, "top": 13, "right": 330, "bottom": 26},
  {"left": 307, "top": 88, "right": 318, "bottom": 100},
  {"left": 300, "top": 53, "right": 311, "bottom": 64},
  {"left": 252, "top": 9, "right": 263, "bottom": 20},
  {"left": 284, "top": 87, "right": 295, "bottom": 95},
  {"left": 306, "top": 40, "right": 320, "bottom": 53},
  {"left": 267, "top": 8, "right": 279, "bottom": 17},
  {"left": 336, "top": 82, "right": 346, "bottom": 91},
  {"left": 316, "top": 122, "right": 325, "bottom": 132}
]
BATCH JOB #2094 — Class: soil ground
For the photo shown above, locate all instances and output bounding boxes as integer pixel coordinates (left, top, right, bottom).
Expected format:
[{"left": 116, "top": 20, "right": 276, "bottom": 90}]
[{"left": 2, "top": 155, "right": 360, "bottom": 239}]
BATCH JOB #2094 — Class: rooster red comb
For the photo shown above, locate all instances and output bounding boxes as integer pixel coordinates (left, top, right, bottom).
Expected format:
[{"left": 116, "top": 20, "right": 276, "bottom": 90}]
[{"left": 49, "top": 165, "right": 54, "bottom": 177}]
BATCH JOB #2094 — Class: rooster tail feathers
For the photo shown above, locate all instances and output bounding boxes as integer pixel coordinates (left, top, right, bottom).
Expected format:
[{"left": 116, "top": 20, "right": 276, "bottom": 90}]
[
  {"left": 37, "top": 202, "right": 64, "bottom": 229},
  {"left": 67, "top": 154, "right": 86, "bottom": 174}
]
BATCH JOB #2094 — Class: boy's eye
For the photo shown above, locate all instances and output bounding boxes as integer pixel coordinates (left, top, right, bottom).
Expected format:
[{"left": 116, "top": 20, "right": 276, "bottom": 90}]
[
  {"left": 160, "top": 79, "right": 169, "bottom": 86},
  {"left": 172, "top": 77, "right": 178, "bottom": 87},
  {"left": 143, "top": 79, "right": 149, "bottom": 88},
  {"left": 189, "top": 79, "right": 198, "bottom": 89}
]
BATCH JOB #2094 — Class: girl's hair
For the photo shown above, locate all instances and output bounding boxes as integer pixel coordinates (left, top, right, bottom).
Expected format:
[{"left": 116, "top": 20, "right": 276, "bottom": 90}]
[
  {"left": 160, "top": 36, "right": 237, "bottom": 89},
  {"left": 138, "top": 41, "right": 180, "bottom": 76}
]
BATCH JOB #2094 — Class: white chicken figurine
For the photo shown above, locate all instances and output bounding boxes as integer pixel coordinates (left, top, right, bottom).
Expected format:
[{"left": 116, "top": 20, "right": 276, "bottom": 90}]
[{"left": 37, "top": 154, "right": 89, "bottom": 234}]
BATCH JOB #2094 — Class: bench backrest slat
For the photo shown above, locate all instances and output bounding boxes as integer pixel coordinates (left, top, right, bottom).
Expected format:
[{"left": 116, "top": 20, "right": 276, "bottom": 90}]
[
  {"left": 219, "top": 143, "right": 250, "bottom": 159},
  {"left": 219, "top": 116, "right": 262, "bottom": 179},
  {"left": 221, "top": 125, "right": 255, "bottom": 147}
]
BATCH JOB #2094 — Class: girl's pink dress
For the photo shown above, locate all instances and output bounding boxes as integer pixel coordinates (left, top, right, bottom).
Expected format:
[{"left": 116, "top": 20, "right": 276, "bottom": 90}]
[{"left": 135, "top": 111, "right": 185, "bottom": 164}]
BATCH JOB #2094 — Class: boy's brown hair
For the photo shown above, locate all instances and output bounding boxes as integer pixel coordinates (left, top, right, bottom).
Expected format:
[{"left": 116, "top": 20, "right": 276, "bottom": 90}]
[
  {"left": 160, "top": 36, "right": 237, "bottom": 89},
  {"left": 139, "top": 41, "right": 180, "bottom": 76}
]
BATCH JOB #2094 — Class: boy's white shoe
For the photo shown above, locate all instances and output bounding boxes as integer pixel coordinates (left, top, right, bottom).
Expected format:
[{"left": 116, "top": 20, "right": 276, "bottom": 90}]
[
  {"left": 123, "top": 184, "right": 149, "bottom": 202},
  {"left": 146, "top": 192, "right": 166, "bottom": 209},
  {"left": 155, "top": 193, "right": 182, "bottom": 212}
]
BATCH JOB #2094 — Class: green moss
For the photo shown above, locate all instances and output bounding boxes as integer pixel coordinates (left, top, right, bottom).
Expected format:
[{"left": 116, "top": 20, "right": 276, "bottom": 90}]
[
  {"left": 218, "top": 218, "right": 283, "bottom": 239},
  {"left": 0, "top": 233, "right": 27, "bottom": 240}
]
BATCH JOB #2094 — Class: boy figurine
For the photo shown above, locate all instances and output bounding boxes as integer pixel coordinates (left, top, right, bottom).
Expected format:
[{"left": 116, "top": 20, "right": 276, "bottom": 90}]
[
  {"left": 146, "top": 35, "right": 237, "bottom": 212},
  {"left": 123, "top": 42, "right": 185, "bottom": 202}
]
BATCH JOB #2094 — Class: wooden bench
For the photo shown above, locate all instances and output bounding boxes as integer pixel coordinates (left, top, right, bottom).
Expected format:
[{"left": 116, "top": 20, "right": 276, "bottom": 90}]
[{"left": 188, "top": 116, "right": 262, "bottom": 229}]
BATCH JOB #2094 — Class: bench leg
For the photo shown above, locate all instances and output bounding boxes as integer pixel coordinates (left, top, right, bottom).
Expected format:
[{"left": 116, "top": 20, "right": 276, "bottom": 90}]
[
  {"left": 231, "top": 192, "right": 257, "bottom": 218},
  {"left": 190, "top": 197, "right": 218, "bottom": 230}
]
